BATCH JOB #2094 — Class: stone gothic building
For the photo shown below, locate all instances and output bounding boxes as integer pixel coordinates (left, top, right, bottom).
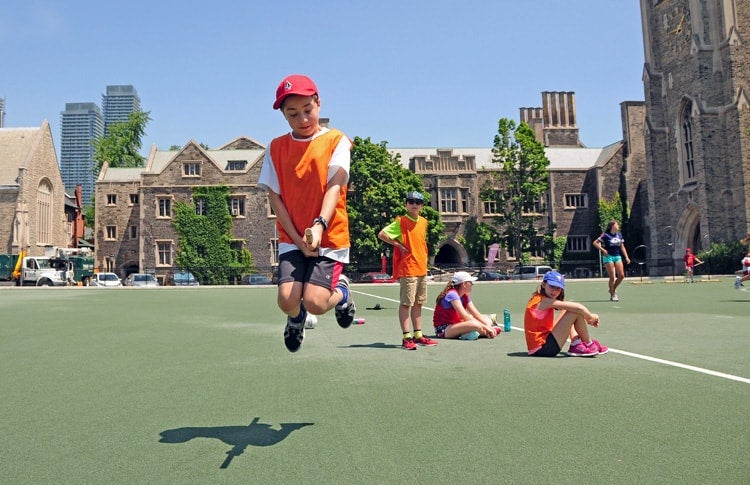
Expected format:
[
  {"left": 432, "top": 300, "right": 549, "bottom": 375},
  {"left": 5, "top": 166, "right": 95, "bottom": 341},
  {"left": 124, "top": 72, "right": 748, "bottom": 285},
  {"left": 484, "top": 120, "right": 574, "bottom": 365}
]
[
  {"left": 94, "top": 137, "right": 272, "bottom": 281},
  {"left": 640, "top": 0, "right": 749, "bottom": 274},
  {"left": 0, "top": 121, "right": 71, "bottom": 256},
  {"left": 389, "top": 92, "right": 648, "bottom": 276}
]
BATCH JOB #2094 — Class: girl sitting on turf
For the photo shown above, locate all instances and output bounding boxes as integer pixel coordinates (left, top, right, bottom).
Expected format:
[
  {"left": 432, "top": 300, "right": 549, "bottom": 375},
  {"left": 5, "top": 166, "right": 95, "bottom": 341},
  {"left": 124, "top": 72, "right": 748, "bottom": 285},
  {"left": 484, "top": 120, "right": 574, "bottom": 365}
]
[
  {"left": 524, "top": 270, "right": 608, "bottom": 357},
  {"left": 433, "top": 271, "right": 503, "bottom": 340}
]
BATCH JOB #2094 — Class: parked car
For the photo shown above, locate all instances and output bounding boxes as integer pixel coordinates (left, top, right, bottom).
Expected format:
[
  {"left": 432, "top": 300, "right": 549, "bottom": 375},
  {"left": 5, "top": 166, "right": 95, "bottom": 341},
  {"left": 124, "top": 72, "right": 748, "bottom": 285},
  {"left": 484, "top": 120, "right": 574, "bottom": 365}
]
[
  {"left": 89, "top": 272, "right": 122, "bottom": 287},
  {"left": 476, "top": 270, "right": 509, "bottom": 281},
  {"left": 166, "top": 270, "right": 199, "bottom": 286},
  {"left": 360, "top": 272, "right": 397, "bottom": 283},
  {"left": 509, "top": 265, "right": 553, "bottom": 280},
  {"left": 242, "top": 274, "right": 273, "bottom": 285},
  {"left": 123, "top": 273, "right": 159, "bottom": 287}
]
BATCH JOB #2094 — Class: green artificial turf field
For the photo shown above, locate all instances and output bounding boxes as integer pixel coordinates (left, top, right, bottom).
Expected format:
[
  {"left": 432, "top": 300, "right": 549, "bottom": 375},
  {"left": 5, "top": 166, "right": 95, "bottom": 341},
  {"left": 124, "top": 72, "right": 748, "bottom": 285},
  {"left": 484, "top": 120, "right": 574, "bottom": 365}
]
[{"left": 1, "top": 278, "right": 748, "bottom": 484}]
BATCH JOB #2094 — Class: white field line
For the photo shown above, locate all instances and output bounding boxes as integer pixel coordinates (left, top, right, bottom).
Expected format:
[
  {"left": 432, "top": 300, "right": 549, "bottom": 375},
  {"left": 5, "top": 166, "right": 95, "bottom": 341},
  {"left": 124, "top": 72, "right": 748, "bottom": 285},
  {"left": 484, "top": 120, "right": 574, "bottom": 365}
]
[{"left": 353, "top": 289, "right": 750, "bottom": 385}]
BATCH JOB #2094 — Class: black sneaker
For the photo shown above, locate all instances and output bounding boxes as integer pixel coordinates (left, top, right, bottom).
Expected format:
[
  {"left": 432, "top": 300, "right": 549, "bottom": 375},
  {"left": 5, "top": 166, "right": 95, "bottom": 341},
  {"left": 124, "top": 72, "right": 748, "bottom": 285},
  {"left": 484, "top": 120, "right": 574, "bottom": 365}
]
[
  {"left": 334, "top": 275, "right": 356, "bottom": 328},
  {"left": 284, "top": 306, "right": 306, "bottom": 352}
]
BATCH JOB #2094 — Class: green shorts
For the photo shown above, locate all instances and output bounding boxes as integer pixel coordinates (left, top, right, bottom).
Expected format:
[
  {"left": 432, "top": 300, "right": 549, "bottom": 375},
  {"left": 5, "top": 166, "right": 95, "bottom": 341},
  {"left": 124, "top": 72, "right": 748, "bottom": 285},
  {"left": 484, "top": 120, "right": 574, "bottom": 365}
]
[{"left": 602, "top": 255, "right": 622, "bottom": 265}]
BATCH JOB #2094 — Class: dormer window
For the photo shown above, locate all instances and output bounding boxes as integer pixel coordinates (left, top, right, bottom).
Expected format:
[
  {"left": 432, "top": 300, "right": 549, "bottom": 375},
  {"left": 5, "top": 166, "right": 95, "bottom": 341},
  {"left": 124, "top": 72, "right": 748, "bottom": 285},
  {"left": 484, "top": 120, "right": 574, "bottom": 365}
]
[
  {"left": 226, "top": 160, "right": 247, "bottom": 171},
  {"left": 183, "top": 162, "right": 201, "bottom": 177}
]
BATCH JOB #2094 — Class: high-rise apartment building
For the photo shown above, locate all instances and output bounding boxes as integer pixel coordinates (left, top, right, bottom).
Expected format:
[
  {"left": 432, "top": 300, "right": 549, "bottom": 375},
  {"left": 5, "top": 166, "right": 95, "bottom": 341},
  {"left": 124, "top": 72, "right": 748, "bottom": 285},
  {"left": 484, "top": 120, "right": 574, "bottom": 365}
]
[
  {"left": 59, "top": 102, "right": 103, "bottom": 205},
  {"left": 102, "top": 85, "right": 140, "bottom": 135}
]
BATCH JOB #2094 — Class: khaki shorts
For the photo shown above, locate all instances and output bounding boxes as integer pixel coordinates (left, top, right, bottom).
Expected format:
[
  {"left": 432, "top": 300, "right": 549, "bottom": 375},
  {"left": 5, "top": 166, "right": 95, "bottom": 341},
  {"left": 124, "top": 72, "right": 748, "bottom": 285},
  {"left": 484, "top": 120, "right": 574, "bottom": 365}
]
[{"left": 399, "top": 276, "right": 427, "bottom": 307}]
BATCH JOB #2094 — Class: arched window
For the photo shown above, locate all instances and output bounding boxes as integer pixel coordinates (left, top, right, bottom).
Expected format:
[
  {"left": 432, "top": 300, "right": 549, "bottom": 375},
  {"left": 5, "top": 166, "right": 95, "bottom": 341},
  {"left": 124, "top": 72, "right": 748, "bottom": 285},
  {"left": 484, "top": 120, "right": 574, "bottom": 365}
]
[
  {"left": 37, "top": 179, "right": 53, "bottom": 245},
  {"left": 681, "top": 103, "right": 695, "bottom": 182}
]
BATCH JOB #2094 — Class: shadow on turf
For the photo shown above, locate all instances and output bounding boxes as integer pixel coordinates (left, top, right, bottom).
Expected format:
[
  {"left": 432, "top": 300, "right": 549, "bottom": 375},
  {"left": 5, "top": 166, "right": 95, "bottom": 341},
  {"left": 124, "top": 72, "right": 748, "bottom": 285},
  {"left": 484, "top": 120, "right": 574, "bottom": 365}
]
[
  {"left": 159, "top": 417, "right": 313, "bottom": 469},
  {"left": 507, "top": 351, "right": 568, "bottom": 358},
  {"left": 345, "top": 342, "right": 402, "bottom": 349}
]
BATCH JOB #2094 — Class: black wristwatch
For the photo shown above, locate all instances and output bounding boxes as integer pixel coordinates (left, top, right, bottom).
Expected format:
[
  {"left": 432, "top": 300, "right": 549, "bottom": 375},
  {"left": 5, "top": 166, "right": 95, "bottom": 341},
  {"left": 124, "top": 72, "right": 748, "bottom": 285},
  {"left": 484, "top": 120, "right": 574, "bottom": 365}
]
[{"left": 313, "top": 216, "right": 328, "bottom": 231}]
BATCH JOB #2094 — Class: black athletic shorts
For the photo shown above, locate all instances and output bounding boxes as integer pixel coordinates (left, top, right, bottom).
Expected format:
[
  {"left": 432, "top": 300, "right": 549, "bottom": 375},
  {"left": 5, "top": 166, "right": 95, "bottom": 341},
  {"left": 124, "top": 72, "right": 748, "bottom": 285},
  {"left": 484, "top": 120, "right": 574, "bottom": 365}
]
[{"left": 530, "top": 333, "right": 561, "bottom": 357}]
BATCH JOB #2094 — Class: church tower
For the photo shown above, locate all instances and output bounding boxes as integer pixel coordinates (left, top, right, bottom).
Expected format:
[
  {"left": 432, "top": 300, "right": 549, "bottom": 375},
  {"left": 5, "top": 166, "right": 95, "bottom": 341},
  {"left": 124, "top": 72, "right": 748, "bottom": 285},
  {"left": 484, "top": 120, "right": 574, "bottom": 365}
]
[{"left": 640, "top": 0, "right": 749, "bottom": 274}]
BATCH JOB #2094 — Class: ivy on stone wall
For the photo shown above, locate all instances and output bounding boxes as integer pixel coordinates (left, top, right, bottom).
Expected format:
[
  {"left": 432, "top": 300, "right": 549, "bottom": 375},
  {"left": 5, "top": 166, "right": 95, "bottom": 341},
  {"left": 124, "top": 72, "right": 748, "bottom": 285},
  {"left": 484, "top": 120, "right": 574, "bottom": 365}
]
[{"left": 172, "top": 185, "right": 254, "bottom": 284}]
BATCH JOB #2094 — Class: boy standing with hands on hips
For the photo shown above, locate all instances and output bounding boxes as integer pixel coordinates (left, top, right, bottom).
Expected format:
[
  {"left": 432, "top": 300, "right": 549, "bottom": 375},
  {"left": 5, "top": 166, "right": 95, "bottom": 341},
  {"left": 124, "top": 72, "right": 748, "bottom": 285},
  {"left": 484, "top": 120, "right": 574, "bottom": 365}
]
[
  {"left": 258, "top": 74, "right": 356, "bottom": 353},
  {"left": 378, "top": 191, "right": 438, "bottom": 350}
]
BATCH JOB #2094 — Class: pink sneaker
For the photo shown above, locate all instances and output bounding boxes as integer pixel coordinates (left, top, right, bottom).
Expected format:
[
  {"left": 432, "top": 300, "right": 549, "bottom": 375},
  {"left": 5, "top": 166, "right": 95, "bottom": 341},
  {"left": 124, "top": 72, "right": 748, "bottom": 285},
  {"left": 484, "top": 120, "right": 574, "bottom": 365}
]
[
  {"left": 567, "top": 341, "right": 598, "bottom": 357},
  {"left": 589, "top": 339, "right": 608, "bottom": 355}
]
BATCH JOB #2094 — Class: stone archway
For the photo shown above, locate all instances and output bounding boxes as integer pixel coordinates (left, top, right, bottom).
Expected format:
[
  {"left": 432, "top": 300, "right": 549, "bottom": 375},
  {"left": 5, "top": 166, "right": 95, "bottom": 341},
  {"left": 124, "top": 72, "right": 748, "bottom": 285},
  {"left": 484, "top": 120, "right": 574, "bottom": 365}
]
[
  {"left": 122, "top": 262, "right": 139, "bottom": 279},
  {"left": 433, "top": 239, "right": 469, "bottom": 267},
  {"left": 675, "top": 204, "right": 702, "bottom": 253}
]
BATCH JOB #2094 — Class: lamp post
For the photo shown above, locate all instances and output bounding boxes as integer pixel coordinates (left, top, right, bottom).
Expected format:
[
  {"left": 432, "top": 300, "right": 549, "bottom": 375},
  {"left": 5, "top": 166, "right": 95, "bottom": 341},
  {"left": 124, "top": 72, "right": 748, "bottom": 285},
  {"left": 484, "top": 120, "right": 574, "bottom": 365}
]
[
  {"left": 703, "top": 233, "right": 712, "bottom": 280},
  {"left": 664, "top": 225, "right": 675, "bottom": 281}
]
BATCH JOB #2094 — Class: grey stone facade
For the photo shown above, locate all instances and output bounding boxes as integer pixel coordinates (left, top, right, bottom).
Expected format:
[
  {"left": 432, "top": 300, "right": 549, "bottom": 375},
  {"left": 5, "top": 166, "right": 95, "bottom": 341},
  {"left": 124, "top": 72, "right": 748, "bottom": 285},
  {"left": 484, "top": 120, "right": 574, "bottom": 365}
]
[
  {"left": 390, "top": 92, "right": 648, "bottom": 276},
  {"left": 95, "top": 137, "right": 273, "bottom": 281},
  {"left": 640, "top": 0, "right": 749, "bottom": 274},
  {"left": 0, "top": 122, "right": 70, "bottom": 256}
]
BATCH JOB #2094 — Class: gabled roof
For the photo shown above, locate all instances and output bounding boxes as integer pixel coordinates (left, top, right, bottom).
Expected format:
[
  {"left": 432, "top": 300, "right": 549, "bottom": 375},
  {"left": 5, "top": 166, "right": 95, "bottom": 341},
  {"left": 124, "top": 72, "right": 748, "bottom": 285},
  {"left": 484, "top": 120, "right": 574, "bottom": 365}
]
[
  {"left": 144, "top": 140, "right": 264, "bottom": 174},
  {"left": 98, "top": 137, "right": 265, "bottom": 182},
  {"left": 593, "top": 141, "right": 624, "bottom": 168},
  {"left": 98, "top": 166, "right": 144, "bottom": 182},
  {"left": 217, "top": 136, "right": 266, "bottom": 150},
  {"left": 0, "top": 125, "right": 44, "bottom": 185}
]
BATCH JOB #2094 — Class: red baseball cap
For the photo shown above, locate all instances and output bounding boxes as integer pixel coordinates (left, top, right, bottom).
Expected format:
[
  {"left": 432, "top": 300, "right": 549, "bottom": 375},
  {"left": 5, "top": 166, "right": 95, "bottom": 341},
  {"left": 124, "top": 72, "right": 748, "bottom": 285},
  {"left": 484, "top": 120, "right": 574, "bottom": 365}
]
[{"left": 273, "top": 74, "right": 318, "bottom": 110}]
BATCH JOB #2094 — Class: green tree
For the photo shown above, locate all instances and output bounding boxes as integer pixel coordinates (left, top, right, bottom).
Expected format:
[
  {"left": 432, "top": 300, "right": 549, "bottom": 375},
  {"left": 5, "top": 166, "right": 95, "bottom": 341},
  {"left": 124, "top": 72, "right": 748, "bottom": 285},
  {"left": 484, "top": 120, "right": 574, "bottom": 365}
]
[
  {"left": 696, "top": 241, "right": 746, "bottom": 275},
  {"left": 482, "top": 119, "right": 550, "bottom": 264},
  {"left": 92, "top": 110, "right": 151, "bottom": 174},
  {"left": 463, "top": 217, "right": 498, "bottom": 265},
  {"left": 348, "top": 137, "right": 444, "bottom": 270},
  {"left": 172, "top": 186, "right": 253, "bottom": 284}
]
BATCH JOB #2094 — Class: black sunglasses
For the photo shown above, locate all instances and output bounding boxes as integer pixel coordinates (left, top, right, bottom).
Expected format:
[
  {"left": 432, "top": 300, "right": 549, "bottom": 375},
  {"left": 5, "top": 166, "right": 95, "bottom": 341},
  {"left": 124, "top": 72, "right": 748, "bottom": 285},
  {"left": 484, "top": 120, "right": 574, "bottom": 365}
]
[{"left": 406, "top": 199, "right": 424, "bottom": 205}]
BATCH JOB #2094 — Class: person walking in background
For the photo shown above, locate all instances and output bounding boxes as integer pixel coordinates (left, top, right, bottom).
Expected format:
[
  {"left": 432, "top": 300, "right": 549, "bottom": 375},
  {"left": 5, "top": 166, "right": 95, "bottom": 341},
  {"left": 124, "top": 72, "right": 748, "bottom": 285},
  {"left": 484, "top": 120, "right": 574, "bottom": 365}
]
[
  {"left": 378, "top": 191, "right": 438, "bottom": 350},
  {"left": 735, "top": 251, "right": 750, "bottom": 289},
  {"left": 524, "top": 271, "right": 608, "bottom": 357},
  {"left": 433, "top": 271, "right": 503, "bottom": 340},
  {"left": 258, "top": 74, "right": 356, "bottom": 353},
  {"left": 593, "top": 220, "right": 630, "bottom": 301},
  {"left": 683, "top": 248, "right": 703, "bottom": 283}
]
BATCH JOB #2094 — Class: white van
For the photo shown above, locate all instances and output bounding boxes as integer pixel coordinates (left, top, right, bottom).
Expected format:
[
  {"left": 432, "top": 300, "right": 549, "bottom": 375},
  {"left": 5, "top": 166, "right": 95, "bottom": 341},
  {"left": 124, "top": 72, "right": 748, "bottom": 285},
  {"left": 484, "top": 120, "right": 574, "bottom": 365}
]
[{"left": 510, "top": 265, "right": 553, "bottom": 280}]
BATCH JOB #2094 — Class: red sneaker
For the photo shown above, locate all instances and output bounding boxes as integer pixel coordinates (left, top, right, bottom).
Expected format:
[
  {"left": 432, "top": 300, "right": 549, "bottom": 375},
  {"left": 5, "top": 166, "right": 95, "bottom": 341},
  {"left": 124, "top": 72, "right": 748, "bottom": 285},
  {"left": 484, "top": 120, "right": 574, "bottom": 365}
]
[
  {"left": 402, "top": 338, "right": 418, "bottom": 350},
  {"left": 413, "top": 336, "right": 438, "bottom": 347}
]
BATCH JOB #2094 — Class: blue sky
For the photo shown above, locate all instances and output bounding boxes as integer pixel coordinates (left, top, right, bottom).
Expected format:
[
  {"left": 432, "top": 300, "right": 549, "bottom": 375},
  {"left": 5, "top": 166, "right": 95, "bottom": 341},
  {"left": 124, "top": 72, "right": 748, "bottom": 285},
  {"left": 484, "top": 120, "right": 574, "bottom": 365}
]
[{"left": 2, "top": 0, "right": 644, "bottom": 155}]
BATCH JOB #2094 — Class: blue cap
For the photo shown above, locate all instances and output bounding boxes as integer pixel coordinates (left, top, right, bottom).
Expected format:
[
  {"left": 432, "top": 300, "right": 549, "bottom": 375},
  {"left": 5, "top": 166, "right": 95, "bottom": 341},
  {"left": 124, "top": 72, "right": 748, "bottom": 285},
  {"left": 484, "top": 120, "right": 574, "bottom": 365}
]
[
  {"left": 405, "top": 191, "right": 424, "bottom": 201},
  {"left": 543, "top": 270, "right": 565, "bottom": 289}
]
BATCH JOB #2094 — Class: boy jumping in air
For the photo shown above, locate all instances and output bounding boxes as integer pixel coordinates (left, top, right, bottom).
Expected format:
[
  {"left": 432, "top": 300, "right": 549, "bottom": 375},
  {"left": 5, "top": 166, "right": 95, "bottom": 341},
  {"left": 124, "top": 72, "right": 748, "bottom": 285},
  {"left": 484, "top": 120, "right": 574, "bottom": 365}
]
[{"left": 258, "top": 74, "right": 356, "bottom": 352}]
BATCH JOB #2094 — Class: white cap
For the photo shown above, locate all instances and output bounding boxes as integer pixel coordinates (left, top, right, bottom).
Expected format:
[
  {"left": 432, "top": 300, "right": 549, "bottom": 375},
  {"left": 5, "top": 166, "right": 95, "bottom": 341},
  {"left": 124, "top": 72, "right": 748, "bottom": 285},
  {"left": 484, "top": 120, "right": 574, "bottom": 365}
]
[{"left": 451, "top": 271, "right": 478, "bottom": 285}]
